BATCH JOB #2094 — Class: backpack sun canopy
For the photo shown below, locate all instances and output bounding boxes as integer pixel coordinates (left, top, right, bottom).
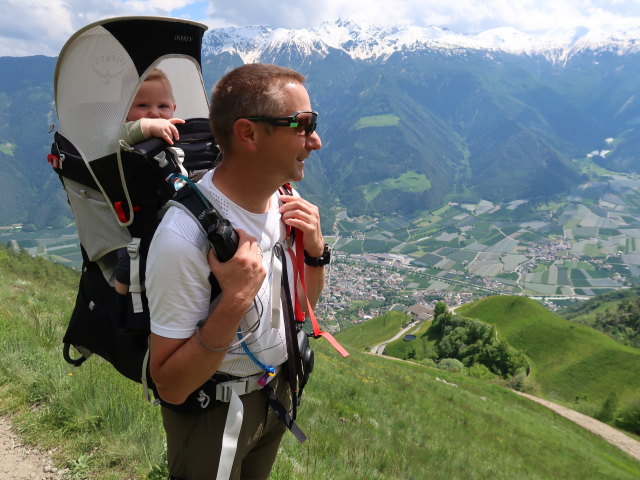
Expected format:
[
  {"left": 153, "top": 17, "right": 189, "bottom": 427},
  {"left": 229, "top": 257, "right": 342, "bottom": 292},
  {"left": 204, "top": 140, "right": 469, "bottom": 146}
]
[{"left": 53, "top": 16, "right": 210, "bottom": 226}]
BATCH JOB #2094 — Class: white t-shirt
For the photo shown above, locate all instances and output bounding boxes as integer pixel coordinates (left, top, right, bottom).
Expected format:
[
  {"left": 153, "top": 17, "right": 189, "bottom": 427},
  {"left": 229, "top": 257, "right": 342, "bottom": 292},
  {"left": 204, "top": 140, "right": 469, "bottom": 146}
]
[{"left": 146, "top": 168, "right": 293, "bottom": 377}]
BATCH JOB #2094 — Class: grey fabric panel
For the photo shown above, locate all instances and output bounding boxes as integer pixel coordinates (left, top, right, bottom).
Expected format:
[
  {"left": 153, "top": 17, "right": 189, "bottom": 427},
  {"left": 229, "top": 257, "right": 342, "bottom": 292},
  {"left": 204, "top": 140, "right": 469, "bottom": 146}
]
[{"left": 63, "top": 177, "right": 131, "bottom": 261}]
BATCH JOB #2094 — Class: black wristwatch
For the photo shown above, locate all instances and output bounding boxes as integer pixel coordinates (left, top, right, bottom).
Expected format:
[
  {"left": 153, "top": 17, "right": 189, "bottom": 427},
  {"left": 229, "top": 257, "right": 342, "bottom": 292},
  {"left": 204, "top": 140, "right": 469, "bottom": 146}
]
[{"left": 304, "top": 243, "right": 331, "bottom": 267}]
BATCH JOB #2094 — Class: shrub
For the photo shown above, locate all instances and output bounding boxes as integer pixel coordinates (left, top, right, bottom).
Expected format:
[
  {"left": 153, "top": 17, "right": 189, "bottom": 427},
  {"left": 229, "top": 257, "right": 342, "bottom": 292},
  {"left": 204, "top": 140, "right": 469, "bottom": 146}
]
[
  {"left": 437, "top": 358, "right": 464, "bottom": 373},
  {"left": 419, "top": 358, "right": 437, "bottom": 368},
  {"left": 615, "top": 399, "right": 640, "bottom": 435},
  {"left": 506, "top": 372, "right": 528, "bottom": 392},
  {"left": 596, "top": 392, "right": 619, "bottom": 423},
  {"left": 467, "top": 363, "right": 495, "bottom": 380}
]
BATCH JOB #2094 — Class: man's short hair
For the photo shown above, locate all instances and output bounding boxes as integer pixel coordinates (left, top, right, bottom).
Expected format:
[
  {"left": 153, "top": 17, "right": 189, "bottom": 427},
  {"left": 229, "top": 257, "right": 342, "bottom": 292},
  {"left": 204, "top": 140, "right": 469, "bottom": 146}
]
[{"left": 209, "top": 63, "right": 306, "bottom": 153}]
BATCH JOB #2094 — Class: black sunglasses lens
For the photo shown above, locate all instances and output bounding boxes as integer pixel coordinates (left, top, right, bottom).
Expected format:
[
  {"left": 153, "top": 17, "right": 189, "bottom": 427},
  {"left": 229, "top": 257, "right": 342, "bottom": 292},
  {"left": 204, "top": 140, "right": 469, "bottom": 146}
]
[{"left": 295, "top": 112, "right": 317, "bottom": 135}]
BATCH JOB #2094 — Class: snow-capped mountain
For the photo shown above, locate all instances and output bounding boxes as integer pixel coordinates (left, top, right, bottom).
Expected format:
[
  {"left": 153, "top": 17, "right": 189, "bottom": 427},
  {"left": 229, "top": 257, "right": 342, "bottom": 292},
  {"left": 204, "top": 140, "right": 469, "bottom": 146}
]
[
  {"left": 202, "top": 19, "right": 640, "bottom": 63},
  {"left": 5, "top": 20, "right": 640, "bottom": 228},
  {"left": 196, "top": 19, "right": 640, "bottom": 221}
]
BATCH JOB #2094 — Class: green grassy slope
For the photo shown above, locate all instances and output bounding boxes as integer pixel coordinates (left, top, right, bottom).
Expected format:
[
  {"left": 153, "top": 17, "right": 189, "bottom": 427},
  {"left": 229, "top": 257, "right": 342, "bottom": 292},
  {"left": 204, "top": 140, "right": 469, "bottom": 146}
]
[
  {"left": 273, "top": 342, "right": 640, "bottom": 480},
  {"left": 1, "top": 246, "right": 639, "bottom": 479},
  {"left": 457, "top": 296, "right": 640, "bottom": 411},
  {"left": 336, "top": 310, "right": 407, "bottom": 350},
  {"left": 383, "top": 320, "right": 433, "bottom": 359}
]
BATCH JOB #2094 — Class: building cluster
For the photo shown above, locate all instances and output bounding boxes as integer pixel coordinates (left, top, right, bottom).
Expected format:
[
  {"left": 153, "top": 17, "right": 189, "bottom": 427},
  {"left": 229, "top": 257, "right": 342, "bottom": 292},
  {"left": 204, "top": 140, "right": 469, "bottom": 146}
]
[
  {"left": 319, "top": 252, "right": 482, "bottom": 323},
  {"left": 0, "top": 224, "right": 23, "bottom": 232},
  {"left": 523, "top": 237, "right": 574, "bottom": 264}
]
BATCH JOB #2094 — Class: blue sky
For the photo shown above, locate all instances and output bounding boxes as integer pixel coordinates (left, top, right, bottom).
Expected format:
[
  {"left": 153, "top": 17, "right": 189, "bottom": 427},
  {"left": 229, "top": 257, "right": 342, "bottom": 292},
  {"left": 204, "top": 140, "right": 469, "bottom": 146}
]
[{"left": 2, "top": 0, "right": 640, "bottom": 56}]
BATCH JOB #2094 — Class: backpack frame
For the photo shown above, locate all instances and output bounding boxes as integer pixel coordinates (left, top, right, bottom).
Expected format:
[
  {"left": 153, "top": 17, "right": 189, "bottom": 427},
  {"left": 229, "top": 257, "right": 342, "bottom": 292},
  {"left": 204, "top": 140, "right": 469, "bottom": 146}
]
[{"left": 49, "top": 17, "right": 216, "bottom": 384}]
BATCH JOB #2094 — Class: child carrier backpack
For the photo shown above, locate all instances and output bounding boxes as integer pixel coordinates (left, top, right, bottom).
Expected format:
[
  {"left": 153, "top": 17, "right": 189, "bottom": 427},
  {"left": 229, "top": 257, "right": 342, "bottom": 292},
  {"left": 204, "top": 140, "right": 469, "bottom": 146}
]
[{"left": 48, "top": 16, "right": 217, "bottom": 385}]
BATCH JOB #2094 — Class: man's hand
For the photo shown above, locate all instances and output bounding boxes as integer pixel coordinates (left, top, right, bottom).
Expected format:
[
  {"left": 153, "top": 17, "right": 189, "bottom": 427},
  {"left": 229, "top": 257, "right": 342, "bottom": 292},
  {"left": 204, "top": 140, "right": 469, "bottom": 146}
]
[
  {"left": 207, "top": 229, "right": 266, "bottom": 314},
  {"left": 279, "top": 195, "right": 326, "bottom": 309},
  {"left": 279, "top": 195, "right": 324, "bottom": 256},
  {"left": 141, "top": 117, "right": 185, "bottom": 145}
]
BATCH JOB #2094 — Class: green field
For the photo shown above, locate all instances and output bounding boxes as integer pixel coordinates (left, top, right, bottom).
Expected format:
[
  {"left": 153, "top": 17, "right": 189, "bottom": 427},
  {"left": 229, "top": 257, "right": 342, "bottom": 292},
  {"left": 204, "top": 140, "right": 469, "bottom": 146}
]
[
  {"left": 363, "top": 171, "right": 432, "bottom": 203},
  {"left": 336, "top": 311, "right": 407, "bottom": 350},
  {"left": 355, "top": 113, "right": 401, "bottom": 129},
  {"left": 0, "top": 142, "right": 15, "bottom": 155}
]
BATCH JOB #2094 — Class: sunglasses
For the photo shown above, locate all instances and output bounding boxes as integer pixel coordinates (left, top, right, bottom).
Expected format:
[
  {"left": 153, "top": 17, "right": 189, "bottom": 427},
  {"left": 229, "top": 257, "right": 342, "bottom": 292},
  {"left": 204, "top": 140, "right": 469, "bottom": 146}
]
[{"left": 241, "top": 111, "right": 318, "bottom": 136}]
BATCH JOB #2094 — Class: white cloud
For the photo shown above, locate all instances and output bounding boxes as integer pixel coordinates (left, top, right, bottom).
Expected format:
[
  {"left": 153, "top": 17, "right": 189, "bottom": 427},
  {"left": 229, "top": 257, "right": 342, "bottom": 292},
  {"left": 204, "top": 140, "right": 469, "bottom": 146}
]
[
  {"left": 205, "top": 0, "right": 640, "bottom": 34},
  {"left": 3, "top": 0, "right": 640, "bottom": 56},
  {"left": 0, "top": 0, "right": 200, "bottom": 56}
]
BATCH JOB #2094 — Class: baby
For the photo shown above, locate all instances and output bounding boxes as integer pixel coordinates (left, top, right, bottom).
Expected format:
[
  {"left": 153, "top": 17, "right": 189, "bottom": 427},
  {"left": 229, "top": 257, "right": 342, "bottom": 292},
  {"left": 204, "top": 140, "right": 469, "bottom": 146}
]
[
  {"left": 116, "top": 68, "right": 184, "bottom": 295},
  {"left": 121, "top": 68, "right": 185, "bottom": 146}
]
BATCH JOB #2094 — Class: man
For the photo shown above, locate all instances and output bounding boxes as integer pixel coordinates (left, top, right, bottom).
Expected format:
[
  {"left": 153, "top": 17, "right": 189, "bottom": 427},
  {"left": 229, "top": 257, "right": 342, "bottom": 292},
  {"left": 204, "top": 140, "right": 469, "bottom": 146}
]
[{"left": 146, "top": 63, "right": 327, "bottom": 480}]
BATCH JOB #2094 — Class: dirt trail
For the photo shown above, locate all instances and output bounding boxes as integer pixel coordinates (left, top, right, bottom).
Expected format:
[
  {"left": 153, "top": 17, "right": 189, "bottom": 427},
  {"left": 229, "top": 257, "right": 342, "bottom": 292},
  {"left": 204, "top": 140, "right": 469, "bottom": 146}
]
[
  {"left": 0, "top": 415, "right": 68, "bottom": 480},
  {"left": 514, "top": 391, "right": 640, "bottom": 461}
]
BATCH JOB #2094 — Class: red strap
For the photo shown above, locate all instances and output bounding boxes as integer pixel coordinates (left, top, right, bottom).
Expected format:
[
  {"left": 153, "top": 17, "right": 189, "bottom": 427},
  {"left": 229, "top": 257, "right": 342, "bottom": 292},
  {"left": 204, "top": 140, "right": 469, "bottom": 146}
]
[
  {"left": 305, "top": 294, "right": 350, "bottom": 358},
  {"left": 292, "top": 234, "right": 306, "bottom": 322},
  {"left": 113, "top": 201, "right": 128, "bottom": 223},
  {"left": 46, "top": 153, "right": 60, "bottom": 169},
  {"left": 113, "top": 202, "right": 139, "bottom": 223},
  {"left": 289, "top": 234, "right": 349, "bottom": 358}
]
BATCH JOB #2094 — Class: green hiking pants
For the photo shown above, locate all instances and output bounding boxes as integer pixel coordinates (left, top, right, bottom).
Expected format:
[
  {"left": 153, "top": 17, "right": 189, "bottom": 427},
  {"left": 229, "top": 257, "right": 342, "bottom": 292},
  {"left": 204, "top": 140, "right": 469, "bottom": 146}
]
[{"left": 161, "top": 372, "right": 292, "bottom": 480}]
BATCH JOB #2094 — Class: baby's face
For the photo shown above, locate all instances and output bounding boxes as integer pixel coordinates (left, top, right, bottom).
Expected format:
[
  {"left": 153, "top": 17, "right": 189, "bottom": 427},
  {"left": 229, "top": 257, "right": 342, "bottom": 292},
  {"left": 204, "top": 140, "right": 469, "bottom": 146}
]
[{"left": 127, "top": 79, "right": 176, "bottom": 121}]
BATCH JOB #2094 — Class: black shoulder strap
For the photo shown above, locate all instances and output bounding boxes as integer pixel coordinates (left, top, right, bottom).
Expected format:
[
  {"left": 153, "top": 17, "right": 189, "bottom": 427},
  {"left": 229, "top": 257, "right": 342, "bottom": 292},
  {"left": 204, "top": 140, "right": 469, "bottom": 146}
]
[
  {"left": 275, "top": 243, "right": 304, "bottom": 417},
  {"left": 171, "top": 183, "right": 222, "bottom": 298}
]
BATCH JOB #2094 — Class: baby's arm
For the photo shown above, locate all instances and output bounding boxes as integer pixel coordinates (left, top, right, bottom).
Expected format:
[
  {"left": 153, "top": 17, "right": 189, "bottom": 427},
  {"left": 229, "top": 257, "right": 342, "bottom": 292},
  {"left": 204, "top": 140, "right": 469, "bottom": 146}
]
[{"left": 140, "top": 118, "right": 185, "bottom": 145}]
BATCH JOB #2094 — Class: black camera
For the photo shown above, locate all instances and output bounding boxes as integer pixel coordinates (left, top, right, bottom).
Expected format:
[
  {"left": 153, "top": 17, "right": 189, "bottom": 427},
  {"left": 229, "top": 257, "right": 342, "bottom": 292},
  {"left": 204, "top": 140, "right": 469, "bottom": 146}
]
[
  {"left": 198, "top": 206, "right": 238, "bottom": 262},
  {"left": 297, "top": 329, "right": 314, "bottom": 392}
]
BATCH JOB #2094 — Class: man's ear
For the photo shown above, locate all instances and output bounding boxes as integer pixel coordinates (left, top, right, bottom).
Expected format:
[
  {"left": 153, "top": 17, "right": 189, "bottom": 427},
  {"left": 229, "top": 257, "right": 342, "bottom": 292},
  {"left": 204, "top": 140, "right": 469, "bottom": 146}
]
[{"left": 233, "top": 118, "right": 258, "bottom": 151}]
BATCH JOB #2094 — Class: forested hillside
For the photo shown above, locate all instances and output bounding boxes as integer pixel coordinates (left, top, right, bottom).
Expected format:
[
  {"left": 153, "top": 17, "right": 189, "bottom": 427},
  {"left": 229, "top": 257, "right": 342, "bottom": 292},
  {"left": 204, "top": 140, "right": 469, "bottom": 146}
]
[
  {"left": 561, "top": 287, "right": 640, "bottom": 348},
  {"left": 0, "top": 56, "right": 69, "bottom": 229}
]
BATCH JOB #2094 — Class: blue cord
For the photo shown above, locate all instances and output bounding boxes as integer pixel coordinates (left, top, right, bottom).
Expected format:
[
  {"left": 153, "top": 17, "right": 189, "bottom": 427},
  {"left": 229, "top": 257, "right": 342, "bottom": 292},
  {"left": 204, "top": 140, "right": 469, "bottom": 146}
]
[
  {"left": 237, "top": 330, "right": 275, "bottom": 374},
  {"left": 168, "top": 173, "right": 211, "bottom": 207}
]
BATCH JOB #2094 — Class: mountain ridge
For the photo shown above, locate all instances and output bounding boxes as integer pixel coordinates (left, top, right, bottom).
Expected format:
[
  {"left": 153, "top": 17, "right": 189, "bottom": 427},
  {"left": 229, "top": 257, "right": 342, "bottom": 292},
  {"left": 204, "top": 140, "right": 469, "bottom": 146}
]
[{"left": 202, "top": 19, "right": 640, "bottom": 63}]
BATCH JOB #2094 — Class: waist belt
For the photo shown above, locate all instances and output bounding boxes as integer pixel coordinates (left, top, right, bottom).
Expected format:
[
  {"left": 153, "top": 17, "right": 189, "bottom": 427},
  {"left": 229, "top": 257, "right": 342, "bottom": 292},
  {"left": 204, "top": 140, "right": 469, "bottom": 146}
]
[{"left": 214, "top": 367, "right": 279, "bottom": 403}]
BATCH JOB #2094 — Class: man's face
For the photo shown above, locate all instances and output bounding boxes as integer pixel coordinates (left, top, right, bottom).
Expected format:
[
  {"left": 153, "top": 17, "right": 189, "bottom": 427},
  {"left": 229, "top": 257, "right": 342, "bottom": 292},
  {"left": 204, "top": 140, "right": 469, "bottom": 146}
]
[
  {"left": 260, "top": 82, "right": 322, "bottom": 184},
  {"left": 126, "top": 79, "right": 176, "bottom": 121}
]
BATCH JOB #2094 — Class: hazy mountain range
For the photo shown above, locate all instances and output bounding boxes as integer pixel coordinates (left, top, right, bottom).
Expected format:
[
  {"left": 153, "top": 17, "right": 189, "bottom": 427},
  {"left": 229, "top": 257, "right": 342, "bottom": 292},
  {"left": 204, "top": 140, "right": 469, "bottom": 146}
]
[{"left": 2, "top": 20, "right": 640, "bottom": 229}]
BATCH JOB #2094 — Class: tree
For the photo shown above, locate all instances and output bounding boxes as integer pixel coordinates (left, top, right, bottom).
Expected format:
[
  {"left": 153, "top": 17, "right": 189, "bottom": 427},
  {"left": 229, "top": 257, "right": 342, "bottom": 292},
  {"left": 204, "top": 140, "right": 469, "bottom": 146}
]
[{"left": 434, "top": 301, "right": 447, "bottom": 319}]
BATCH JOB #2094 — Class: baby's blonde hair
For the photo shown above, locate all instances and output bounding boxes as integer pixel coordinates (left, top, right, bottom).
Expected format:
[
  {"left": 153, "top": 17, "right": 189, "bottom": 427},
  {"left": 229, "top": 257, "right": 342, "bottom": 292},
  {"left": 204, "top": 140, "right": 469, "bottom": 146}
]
[{"left": 144, "top": 68, "right": 174, "bottom": 101}]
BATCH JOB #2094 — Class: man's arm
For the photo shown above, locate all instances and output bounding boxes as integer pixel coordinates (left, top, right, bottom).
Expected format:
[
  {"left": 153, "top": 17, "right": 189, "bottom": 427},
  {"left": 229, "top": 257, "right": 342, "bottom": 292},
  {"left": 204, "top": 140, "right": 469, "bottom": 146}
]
[{"left": 149, "top": 230, "right": 265, "bottom": 405}]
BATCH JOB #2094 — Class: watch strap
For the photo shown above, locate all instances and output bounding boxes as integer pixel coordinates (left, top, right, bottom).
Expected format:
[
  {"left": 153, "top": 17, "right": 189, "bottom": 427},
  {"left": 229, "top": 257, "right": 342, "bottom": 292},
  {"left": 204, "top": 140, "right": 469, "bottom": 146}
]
[{"left": 304, "top": 243, "right": 330, "bottom": 267}]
